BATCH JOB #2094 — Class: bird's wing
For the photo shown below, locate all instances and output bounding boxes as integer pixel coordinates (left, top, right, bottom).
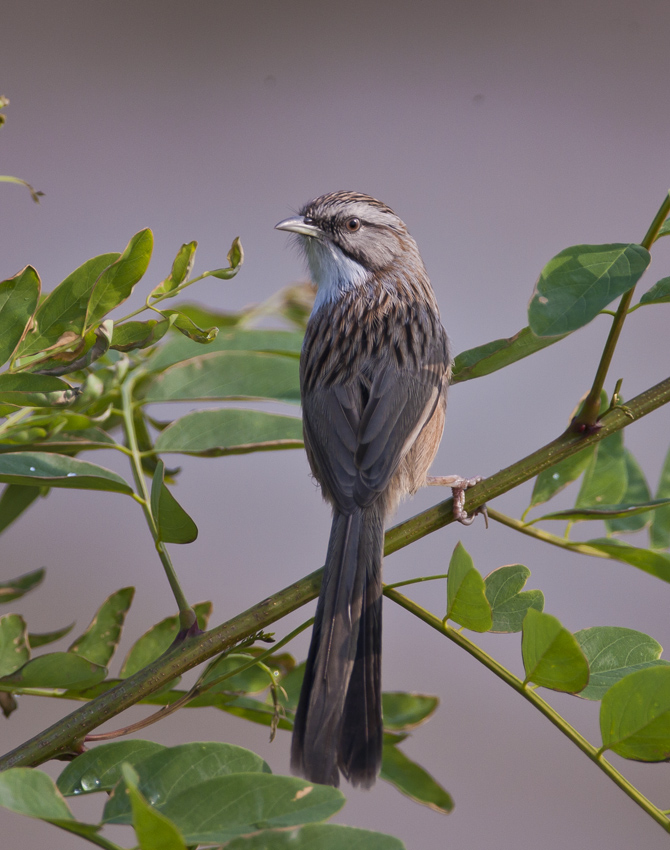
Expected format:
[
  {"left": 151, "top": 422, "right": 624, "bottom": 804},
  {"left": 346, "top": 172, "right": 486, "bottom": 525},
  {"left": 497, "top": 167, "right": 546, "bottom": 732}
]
[{"left": 302, "top": 345, "right": 446, "bottom": 512}]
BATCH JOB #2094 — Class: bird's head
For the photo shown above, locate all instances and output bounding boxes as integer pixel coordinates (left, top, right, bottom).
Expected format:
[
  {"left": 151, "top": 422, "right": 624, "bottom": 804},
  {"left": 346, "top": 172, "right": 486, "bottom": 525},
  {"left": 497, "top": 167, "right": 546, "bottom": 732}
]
[{"left": 276, "top": 191, "right": 423, "bottom": 305}]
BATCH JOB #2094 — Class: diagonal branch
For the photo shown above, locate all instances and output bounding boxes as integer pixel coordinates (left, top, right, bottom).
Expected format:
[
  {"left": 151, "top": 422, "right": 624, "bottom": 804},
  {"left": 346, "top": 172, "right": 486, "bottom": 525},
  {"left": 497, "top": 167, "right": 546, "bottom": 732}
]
[{"left": 1, "top": 375, "right": 669, "bottom": 770}]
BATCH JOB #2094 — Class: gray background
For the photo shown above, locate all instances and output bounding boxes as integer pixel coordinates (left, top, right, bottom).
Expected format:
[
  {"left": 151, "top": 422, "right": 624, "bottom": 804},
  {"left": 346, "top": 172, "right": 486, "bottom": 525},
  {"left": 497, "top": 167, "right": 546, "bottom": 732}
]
[{"left": 2, "top": 0, "right": 670, "bottom": 847}]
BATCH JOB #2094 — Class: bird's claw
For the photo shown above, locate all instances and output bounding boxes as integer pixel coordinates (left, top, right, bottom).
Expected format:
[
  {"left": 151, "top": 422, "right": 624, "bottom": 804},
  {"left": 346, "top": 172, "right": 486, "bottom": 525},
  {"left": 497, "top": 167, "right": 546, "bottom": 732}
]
[{"left": 427, "top": 474, "right": 488, "bottom": 527}]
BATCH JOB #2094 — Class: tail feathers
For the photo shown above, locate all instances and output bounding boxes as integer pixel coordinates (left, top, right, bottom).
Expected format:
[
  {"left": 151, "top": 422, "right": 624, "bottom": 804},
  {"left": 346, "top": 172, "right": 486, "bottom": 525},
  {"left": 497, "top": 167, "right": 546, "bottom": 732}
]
[
  {"left": 291, "top": 506, "right": 384, "bottom": 787},
  {"left": 337, "top": 567, "right": 383, "bottom": 787}
]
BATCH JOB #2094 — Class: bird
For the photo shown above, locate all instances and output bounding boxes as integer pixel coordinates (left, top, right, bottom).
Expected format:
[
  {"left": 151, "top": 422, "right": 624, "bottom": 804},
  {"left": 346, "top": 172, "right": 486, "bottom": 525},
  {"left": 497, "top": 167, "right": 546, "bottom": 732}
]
[{"left": 276, "top": 191, "right": 481, "bottom": 789}]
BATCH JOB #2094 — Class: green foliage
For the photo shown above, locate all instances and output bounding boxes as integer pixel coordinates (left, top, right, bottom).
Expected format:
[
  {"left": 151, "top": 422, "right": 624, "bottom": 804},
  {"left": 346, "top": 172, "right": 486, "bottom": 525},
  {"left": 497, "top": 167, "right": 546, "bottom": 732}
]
[
  {"left": 521, "top": 609, "right": 589, "bottom": 693},
  {"left": 575, "top": 627, "right": 670, "bottom": 701},
  {"left": 445, "top": 542, "right": 492, "bottom": 632},
  {"left": 452, "top": 325, "right": 567, "bottom": 383},
  {"left": 600, "top": 667, "right": 670, "bottom": 760},
  {"left": 121, "top": 764, "right": 189, "bottom": 850},
  {"left": 150, "top": 460, "right": 198, "bottom": 544},
  {"left": 527, "top": 243, "right": 650, "bottom": 336},
  {"left": 380, "top": 738, "right": 454, "bottom": 814},
  {"left": 154, "top": 409, "right": 303, "bottom": 456},
  {"left": 639, "top": 275, "right": 670, "bottom": 306},
  {"left": 0, "top": 568, "right": 45, "bottom": 603},
  {"left": 0, "top": 267, "right": 41, "bottom": 365},
  {"left": 484, "top": 564, "right": 544, "bottom": 633},
  {"left": 1, "top": 189, "right": 670, "bottom": 846},
  {"left": 67, "top": 588, "right": 135, "bottom": 667}
]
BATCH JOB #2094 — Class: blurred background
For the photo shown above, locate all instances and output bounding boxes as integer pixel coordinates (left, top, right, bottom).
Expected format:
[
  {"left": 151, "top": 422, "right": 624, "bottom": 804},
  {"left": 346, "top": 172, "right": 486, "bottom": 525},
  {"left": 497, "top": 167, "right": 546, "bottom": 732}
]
[{"left": 2, "top": 0, "right": 670, "bottom": 846}]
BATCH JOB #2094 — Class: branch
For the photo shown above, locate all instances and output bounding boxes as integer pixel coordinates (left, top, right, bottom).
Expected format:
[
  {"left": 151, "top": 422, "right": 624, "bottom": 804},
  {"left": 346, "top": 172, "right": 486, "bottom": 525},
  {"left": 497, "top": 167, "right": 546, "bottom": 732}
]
[
  {"left": 1, "top": 374, "right": 669, "bottom": 770},
  {"left": 385, "top": 374, "right": 670, "bottom": 555},
  {"left": 572, "top": 190, "right": 670, "bottom": 430},
  {"left": 384, "top": 586, "right": 670, "bottom": 832}
]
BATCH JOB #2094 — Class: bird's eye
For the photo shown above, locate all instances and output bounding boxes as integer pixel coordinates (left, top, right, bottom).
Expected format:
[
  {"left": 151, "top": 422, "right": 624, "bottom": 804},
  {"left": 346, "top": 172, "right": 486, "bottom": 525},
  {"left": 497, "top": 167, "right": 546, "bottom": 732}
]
[{"left": 345, "top": 217, "right": 361, "bottom": 232}]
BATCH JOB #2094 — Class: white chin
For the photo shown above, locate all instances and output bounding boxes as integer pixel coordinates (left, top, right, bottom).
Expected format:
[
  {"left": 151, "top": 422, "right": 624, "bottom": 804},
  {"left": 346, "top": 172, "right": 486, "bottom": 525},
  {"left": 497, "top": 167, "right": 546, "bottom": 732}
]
[{"left": 304, "top": 240, "right": 368, "bottom": 310}]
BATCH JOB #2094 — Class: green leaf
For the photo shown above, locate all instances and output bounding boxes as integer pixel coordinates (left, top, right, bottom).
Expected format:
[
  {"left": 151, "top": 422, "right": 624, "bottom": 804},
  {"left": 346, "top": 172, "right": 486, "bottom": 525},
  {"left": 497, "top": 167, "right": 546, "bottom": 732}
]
[
  {"left": 227, "top": 236, "right": 244, "bottom": 270},
  {"left": 209, "top": 694, "right": 292, "bottom": 732},
  {"left": 19, "top": 426, "right": 118, "bottom": 453},
  {"left": 0, "top": 652, "right": 106, "bottom": 689},
  {"left": 35, "top": 319, "right": 113, "bottom": 376},
  {"left": 0, "top": 266, "right": 41, "bottom": 367},
  {"left": 0, "top": 452, "right": 133, "bottom": 493},
  {"left": 600, "top": 666, "right": 670, "bottom": 760},
  {"left": 529, "top": 447, "right": 594, "bottom": 509},
  {"left": 528, "top": 243, "right": 651, "bottom": 337},
  {"left": 575, "top": 627, "right": 670, "bottom": 701},
  {"left": 203, "top": 236, "right": 244, "bottom": 280},
  {"left": 105, "top": 773, "right": 344, "bottom": 844},
  {"left": 148, "top": 327, "right": 304, "bottom": 373},
  {"left": 202, "top": 653, "right": 273, "bottom": 694},
  {"left": 28, "top": 623, "right": 75, "bottom": 649},
  {"left": 110, "top": 318, "right": 170, "bottom": 352},
  {"left": 150, "top": 460, "right": 198, "bottom": 544},
  {"left": 445, "top": 542, "right": 492, "bottom": 632},
  {"left": 85, "top": 229, "right": 154, "bottom": 329},
  {"left": 577, "top": 538, "right": 670, "bottom": 583},
  {"left": 0, "top": 567, "right": 45, "bottom": 603},
  {"left": 380, "top": 740, "right": 453, "bottom": 814},
  {"left": 605, "top": 450, "right": 653, "bottom": 533},
  {"left": 102, "top": 742, "right": 270, "bottom": 824},
  {"left": 575, "top": 430, "right": 626, "bottom": 509},
  {"left": 0, "top": 373, "right": 79, "bottom": 407},
  {"left": 0, "top": 767, "right": 74, "bottom": 821},
  {"left": 0, "top": 614, "right": 29, "bottom": 676},
  {"left": 16, "top": 252, "right": 118, "bottom": 357},
  {"left": 58, "top": 741, "right": 167, "bottom": 795},
  {"left": 452, "top": 326, "right": 567, "bottom": 384},
  {"left": 121, "top": 764, "right": 188, "bottom": 850},
  {"left": 656, "top": 216, "right": 670, "bottom": 240},
  {"left": 381, "top": 692, "right": 438, "bottom": 731},
  {"left": 638, "top": 276, "right": 670, "bottom": 306},
  {"left": 187, "top": 687, "right": 293, "bottom": 731},
  {"left": 141, "top": 350, "right": 301, "bottom": 403},
  {"left": 484, "top": 564, "right": 544, "bottom": 633},
  {"left": 119, "top": 602, "right": 212, "bottom": 677},
  {"left": 651, "top": 444, "right": 670, "bottom": 549},
  {"left": 521, "top": 608, "right": 589, "bottom": 692},
  {"left": 535, "top": 499, "right": 670, "bottom": 524},
  {"left": 68, "top": 587, "right": 134, "bottom": 666},
  {"left": 0, "top": 484, "right": 42, "bottom": 534},
  {"left": 225, "top": 824, "right": 405, "bottom": 850},
  {"left": 275, "top": 661, "right": 304, "bottom": 712},
  {"left": 151, "top": 241, "right": 197, "bottom": 298},
  {"left": 154, "top": 409, "right": 304, "bottom": 457},
  {"left": 161, "top": 310, "right": 218, "bottom": 343}
]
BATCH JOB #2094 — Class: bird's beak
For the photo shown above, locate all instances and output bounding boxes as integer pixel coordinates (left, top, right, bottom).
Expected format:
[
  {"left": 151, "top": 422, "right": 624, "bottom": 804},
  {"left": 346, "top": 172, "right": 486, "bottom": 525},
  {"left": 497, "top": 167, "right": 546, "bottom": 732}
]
[{"left": 275, "top": 216, "right": 322, "bottom": 238}]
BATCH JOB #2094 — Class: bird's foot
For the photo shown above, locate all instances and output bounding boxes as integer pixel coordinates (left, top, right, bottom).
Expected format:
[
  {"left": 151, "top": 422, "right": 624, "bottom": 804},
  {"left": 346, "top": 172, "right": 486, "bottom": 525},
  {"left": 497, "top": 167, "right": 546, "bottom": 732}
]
[{"left": 427, "top": 475, "right": 488, "bottom": 527}]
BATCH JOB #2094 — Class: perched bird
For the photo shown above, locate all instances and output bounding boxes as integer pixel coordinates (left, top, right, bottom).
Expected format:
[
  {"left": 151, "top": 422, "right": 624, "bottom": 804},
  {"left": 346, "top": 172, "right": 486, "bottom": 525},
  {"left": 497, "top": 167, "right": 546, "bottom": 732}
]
[{"left": 276, "top": 191, "right": 480, "bottom": 789}]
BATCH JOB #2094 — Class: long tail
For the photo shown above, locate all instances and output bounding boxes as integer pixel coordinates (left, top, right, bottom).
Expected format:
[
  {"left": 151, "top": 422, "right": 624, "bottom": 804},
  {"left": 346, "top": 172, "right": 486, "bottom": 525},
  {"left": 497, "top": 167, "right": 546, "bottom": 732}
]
[{"left": 291, "top": 505, "right": 384, "bottom": 788}]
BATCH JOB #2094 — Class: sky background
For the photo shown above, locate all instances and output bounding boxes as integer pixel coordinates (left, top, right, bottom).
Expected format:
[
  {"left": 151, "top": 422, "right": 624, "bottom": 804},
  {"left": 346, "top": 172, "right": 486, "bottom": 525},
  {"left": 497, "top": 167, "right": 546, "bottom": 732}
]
[{"left": 2, "top": 0, "right": 670, "bottom": 847}]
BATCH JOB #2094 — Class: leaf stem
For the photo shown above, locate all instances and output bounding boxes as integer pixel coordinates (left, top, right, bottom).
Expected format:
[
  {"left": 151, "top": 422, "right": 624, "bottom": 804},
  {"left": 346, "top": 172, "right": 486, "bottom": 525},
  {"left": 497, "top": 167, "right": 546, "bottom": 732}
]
[
  {"left": 384, "top": 586, "right": 670, "bottom": 832},
  {"left": 572, "top": 191, "right": 670, "bottom": 431},
  {"left": 485, "top": 508, "right": 612, "bottom": 559},
  {"left": 385, "top": 573, "right": 449, "bottom": 590},
  {"left": 120, "top": 373, "right": 194, "bottom": 628},
  {"left": 115, "top": 273, "right": 210, "bottom": 324}
]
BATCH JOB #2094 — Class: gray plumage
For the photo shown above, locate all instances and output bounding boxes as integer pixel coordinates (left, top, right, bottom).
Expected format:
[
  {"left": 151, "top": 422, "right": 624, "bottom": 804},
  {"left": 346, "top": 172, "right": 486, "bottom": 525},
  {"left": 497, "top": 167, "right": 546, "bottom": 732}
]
[{"left": 276, "top": 191, "right": 450, "bottom": 788}]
